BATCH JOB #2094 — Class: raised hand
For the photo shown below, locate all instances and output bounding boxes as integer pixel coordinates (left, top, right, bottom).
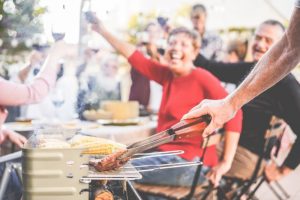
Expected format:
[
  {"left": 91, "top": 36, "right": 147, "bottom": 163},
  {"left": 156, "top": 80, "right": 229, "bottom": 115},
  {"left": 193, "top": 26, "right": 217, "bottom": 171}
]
[{"left": 84, "top": 11, "right": 105, "bottom": 34}]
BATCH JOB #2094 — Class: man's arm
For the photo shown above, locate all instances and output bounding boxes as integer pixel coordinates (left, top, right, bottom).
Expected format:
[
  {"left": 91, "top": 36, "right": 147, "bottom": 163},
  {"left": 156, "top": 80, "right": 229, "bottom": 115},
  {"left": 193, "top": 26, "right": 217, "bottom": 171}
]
[
  {"left": 184, "top": 8, "right": 300, "bottom": 136},
  {"left": 194, "top": 54, "right": 254, "bottom": 84}
]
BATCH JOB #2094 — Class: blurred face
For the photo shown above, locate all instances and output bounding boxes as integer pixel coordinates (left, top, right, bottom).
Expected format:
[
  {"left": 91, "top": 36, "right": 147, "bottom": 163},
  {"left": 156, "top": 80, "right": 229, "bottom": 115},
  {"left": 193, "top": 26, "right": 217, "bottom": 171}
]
[
  {"left": 165, "top": 33, "right": 198, "bottom": 76},
  {"left": 224, "top": 51, "right": 240, "bottom": 63},
  {"left": 30, "top": 50, "right": 47, "bottom": 68},
  {"left": 252, "top": 24, "right": 284, "bottom": 61},
  {"left": 101, "top": 59, "right": 118, "bottom": 77},
  {"left": 191, "top": 12, "right": 206, "bottom": 36},
  {"left": 146, "top": 24, "right": 162, "bottom": 44}
]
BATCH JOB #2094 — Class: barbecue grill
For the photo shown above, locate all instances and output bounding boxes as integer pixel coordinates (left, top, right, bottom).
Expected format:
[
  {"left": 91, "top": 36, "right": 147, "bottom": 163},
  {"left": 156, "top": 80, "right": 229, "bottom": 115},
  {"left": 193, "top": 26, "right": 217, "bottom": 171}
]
[
  {"left": 22, "top": 116, "right": 209, "bottom": 199},
  {"left": 22, "top": 147, "right": 143, "bottom": 200}
]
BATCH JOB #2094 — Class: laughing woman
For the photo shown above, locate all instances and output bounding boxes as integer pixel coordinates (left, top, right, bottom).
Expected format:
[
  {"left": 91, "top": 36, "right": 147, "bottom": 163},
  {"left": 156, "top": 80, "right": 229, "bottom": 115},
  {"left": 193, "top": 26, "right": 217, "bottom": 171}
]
[{"left": 89, "top": 16, "right": 242, "bottom": 189}]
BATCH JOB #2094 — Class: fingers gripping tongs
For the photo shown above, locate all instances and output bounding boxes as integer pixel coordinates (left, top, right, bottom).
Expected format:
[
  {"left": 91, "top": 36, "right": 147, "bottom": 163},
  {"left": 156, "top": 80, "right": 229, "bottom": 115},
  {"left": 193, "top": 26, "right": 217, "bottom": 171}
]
[{"left": 117, "top": 115, "right": 211, "bottom": 162}]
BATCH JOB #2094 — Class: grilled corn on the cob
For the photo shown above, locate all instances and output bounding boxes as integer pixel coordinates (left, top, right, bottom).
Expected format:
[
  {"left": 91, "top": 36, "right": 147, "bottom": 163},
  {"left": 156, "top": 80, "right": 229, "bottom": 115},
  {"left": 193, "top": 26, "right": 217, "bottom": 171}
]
[{"left": 69, "top": 135, "right": 126, "bottom": 155}]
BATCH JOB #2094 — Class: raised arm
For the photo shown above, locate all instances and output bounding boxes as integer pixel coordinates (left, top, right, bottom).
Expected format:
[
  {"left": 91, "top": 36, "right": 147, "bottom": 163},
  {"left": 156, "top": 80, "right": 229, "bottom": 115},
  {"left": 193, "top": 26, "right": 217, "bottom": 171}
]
[
  {"left": 0, "top": 42, "right": 68, "bottom": 106},
  {"left": 89, "top": 14, "right": 170, "bottom": 84},
  {"left": 90, "top": 15, "right": 136, "bottom": 59},
  {"left": 184, "top": 7, "right": 300, "bottom": 136}
]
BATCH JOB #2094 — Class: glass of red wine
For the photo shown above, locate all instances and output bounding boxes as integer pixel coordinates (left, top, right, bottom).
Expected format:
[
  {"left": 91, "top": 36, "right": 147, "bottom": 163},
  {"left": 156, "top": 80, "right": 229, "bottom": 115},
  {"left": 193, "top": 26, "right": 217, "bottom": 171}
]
[
  {"left": 51, "top": 4, "right": 66, "bottom": 42},
  {"left": 51, "top": 24, "right": 66, "bottom": 42}
]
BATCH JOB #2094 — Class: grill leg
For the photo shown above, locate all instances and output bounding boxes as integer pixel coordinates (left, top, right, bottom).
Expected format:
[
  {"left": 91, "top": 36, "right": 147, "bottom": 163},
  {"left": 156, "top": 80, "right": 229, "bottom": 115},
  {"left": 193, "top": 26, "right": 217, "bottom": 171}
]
[
  {"left": 128, "top": 181, "right": 143, "bottom": 200},
  {"left": 0, "top": 163, "right": 13, "bottom": 199},
  {"left": 247, "top": 177, "right": 265, "bottom": 200},
  {"left": 267, "top": 183, "right": 284, "bottom": 200},
  {"left": 274, "top": 181, "right": 290, "bottom": 199}
]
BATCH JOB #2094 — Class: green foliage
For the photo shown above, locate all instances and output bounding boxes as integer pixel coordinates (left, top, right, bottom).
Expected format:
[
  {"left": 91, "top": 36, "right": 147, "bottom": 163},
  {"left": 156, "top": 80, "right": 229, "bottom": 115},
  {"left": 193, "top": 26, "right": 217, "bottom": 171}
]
[
  {"left": 127, "top": 11, "right": 157, "bottom": 44},
  {"left": 0, "top": 0, "right": 46, "bottom": 54}
]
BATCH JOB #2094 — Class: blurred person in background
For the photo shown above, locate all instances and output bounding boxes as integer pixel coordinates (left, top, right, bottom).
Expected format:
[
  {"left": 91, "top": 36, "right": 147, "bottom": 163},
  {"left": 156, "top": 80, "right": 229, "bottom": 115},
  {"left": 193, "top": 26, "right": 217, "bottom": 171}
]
[
  {"left": 75, "top": 48, "right": 96, "bottom": 79},
  {"left": 190, "top": 3, "right": 223, "bottom": 61},
  {"left": 223, "top": 39, "right": 248, "bottom": 63},
  {"left": 184, "top": 1, "right": 300, "bottom": 140},
  {"left": 77, "top": 54, "right": 121, "bottom": 119},
  {"left": 129, "top": 22, "right": 164, "bottom": 114},
  {"left": 221, "top": 39, "right": 249, "bottom": 93},
  {"left": 0, "top": 41, "right": 68, "bottom": 200}
]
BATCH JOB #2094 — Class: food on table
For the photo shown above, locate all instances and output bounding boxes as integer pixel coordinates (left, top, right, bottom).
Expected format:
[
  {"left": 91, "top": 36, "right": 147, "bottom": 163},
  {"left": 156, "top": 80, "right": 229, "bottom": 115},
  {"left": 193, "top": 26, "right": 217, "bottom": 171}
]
[
  {"left": 69, "top": 135, "right": 126, "bottom": 155},
  {"left": 15, "top": 117, "right": 35, "bottom": 123},
  {"left": 61, "top": 120, "right": 101, "bottom": 130},
  {"left": 101, "top": 101, "right": 139, "bottom": 120},
  {"left": 83, "top": 109, "right": 113, "bottom": 121},
  {"left": 25, "top": 136, "right": 71, "bottom": 149},
  {"left": 36, "top": 138, "right": 71, "bottom": 148}
]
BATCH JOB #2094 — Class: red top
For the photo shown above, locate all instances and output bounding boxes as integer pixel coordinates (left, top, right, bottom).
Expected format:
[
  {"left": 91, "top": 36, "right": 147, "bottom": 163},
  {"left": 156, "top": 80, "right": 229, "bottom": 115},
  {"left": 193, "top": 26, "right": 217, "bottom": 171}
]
[{"left": 128, "top": 50, "right": 242, "bottom": 167}]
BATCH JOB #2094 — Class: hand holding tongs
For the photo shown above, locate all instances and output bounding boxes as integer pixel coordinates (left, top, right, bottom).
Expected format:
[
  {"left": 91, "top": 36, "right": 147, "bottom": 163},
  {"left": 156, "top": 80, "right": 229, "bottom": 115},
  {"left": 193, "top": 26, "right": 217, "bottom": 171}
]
[{"left": 90, "top": 115, "right": 211, "bottom": 171}]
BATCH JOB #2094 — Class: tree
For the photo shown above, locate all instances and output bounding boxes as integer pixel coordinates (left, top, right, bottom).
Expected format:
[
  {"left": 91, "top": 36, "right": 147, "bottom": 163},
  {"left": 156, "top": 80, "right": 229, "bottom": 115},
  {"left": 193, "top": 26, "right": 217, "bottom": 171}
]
[{"left": 0, "top": 0, "right": 46, "bottom": 54}]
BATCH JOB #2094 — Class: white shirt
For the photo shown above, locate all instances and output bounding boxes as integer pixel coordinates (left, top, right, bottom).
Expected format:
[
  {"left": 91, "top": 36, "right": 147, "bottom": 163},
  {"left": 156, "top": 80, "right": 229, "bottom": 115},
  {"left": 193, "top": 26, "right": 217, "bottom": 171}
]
[{"left": 296, "top": 0, "right": 300, "bottom": 8}]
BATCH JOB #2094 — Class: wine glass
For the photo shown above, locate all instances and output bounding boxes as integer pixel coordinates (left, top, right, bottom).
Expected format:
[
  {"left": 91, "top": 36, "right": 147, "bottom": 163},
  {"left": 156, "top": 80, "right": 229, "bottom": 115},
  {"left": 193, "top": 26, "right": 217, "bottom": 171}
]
[
  {"left": 51, "top": 23, "right": 66, "bottom": 42},
  {"left": 87, "top": 39, "right": 100, "bottom": 53},
  {"left": 51, "top": 88, "right": 65, "bottom": 120},
  {"left": 51, "top": 4, "right": 66, "bottom": 42}
]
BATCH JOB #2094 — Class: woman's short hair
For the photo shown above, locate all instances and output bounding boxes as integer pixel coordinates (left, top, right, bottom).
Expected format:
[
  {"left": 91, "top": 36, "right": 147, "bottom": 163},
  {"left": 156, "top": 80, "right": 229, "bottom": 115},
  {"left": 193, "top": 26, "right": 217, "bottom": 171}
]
[{"left": 168, "top": 27, "right": 201, "bottom": 49}]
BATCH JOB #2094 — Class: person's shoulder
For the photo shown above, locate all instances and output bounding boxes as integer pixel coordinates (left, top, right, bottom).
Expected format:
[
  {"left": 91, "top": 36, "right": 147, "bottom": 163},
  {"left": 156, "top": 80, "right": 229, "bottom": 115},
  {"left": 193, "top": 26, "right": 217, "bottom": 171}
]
[{"left": 193, "top": 67, "right": 221, "bottom": 81}]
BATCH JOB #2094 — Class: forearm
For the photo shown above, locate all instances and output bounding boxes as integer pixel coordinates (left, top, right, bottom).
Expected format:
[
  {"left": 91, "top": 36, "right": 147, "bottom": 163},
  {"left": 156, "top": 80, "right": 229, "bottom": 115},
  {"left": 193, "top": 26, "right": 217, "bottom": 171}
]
[
  {"left": 0, "top": 52, "right": 60, "bottom": 105},
  {"left": 227, "top": 8, "right": 300, "bottom": 111},
  {"left": 94, "top": 26, "right": 136, "bottom": 58},
  {"left": 221, "top": 131, "right": 240, "bottom": 165}
]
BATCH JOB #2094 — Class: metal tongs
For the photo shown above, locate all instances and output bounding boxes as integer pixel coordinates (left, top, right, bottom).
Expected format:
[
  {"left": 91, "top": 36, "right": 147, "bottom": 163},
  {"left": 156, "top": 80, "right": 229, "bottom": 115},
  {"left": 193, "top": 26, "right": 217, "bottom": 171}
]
[
  {"left": 117, "top": 115, "right": 211, "bottom": 162},
  {"left": 91, "top": 115, "right": 211, "bottom": 171}
]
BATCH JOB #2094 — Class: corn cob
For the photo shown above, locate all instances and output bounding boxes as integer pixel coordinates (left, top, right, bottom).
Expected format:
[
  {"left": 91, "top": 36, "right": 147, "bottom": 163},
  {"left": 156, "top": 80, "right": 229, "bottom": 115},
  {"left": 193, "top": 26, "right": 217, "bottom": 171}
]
[
  {"left": 69, "top": 135, "right": 126, "bottom": 155},
  {"left": 81, "top": 144, "right": 118, "bottom": 155}
]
